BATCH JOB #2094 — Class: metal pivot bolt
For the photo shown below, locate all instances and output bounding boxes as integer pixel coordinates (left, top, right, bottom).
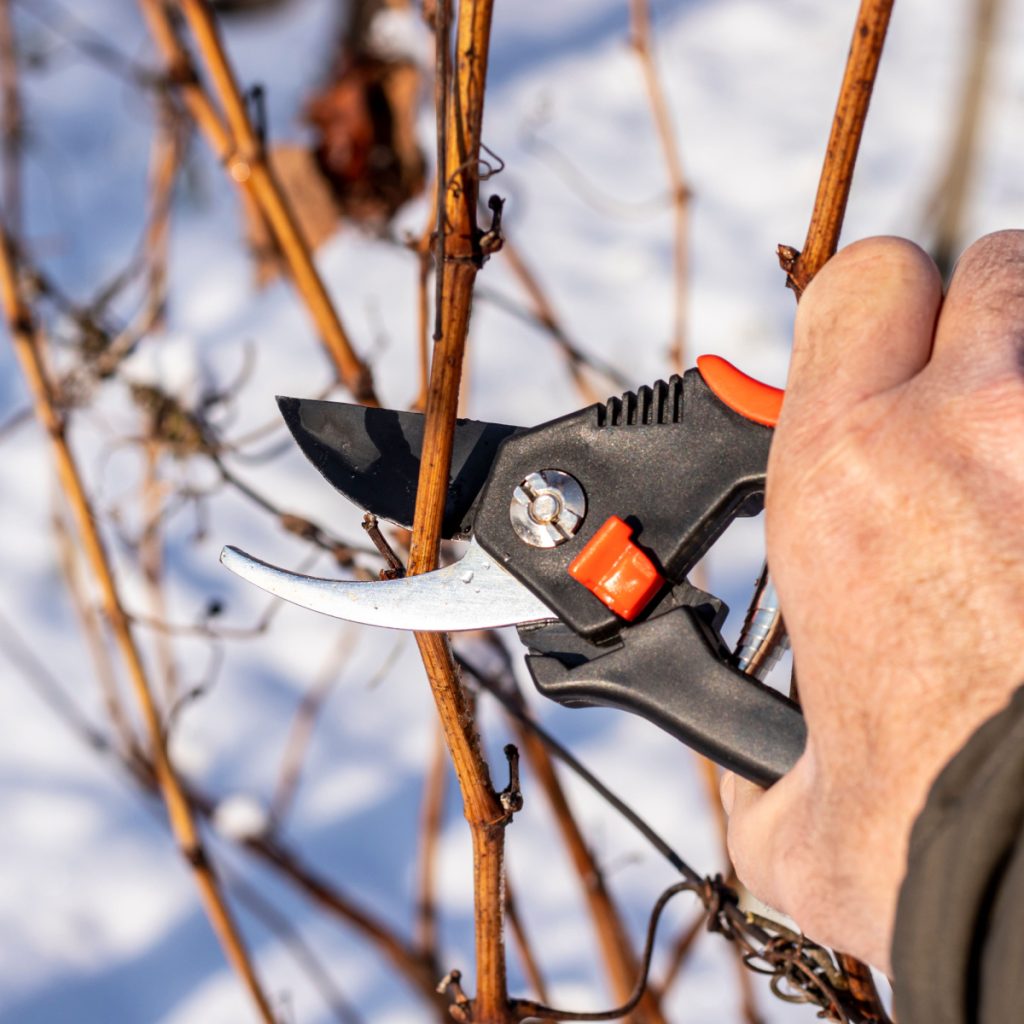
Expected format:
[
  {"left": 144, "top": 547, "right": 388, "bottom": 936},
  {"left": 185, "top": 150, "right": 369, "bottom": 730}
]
[{"left": 509, "top": 470, "right": 586, "bottom": 548}]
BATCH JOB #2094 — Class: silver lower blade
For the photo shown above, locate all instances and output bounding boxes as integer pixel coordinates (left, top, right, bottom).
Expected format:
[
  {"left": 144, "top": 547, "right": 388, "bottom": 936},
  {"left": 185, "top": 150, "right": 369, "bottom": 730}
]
[{"left": 220, "top": 540, "right": 557, "bottom": 632}]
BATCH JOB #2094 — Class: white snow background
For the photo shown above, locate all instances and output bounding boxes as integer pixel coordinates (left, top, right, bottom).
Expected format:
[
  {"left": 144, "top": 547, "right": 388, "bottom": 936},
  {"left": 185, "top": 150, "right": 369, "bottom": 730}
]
[{"left": 1, "top": 0, "right": 1022, "bottom": 1021}]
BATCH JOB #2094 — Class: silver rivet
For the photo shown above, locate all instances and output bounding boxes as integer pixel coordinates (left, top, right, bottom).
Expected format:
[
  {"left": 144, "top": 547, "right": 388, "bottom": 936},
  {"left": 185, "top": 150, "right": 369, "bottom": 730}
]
[
  {"left": 530, "top": 493, "right": 560, "bottom": 524},
  {"left": 509, "top": 470, "right": 586, "bottom": 548}
]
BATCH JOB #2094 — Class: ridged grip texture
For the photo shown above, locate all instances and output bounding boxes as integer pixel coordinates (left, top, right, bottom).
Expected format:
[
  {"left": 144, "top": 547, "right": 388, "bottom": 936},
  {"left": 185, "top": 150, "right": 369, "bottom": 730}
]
[{"left": 596, "top": 376, "right": 685, "bottom": 427}]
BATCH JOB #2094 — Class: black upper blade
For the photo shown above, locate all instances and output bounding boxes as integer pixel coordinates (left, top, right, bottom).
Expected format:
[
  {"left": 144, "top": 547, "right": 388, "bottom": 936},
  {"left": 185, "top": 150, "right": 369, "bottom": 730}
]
[{"left": 277, "top": 397, "right": 522, "bottom": 539}]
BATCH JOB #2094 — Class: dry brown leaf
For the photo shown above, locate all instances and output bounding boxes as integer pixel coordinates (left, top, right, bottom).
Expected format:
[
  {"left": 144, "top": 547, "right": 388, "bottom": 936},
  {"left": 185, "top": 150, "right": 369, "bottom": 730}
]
[{"left": 307, "top": 56, "right": 425, "bottom": 224}]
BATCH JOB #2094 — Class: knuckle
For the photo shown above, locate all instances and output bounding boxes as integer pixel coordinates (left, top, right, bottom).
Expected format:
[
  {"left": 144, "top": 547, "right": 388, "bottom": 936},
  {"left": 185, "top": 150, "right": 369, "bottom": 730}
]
[
  {"left": 954, "top": 229, "right": 1024, "bottom": 279},
  {"left": 834, "top": 234, "right": 932, "bottom": 272},
  {"left": 794, "top": 238, "right": 939, "bottom": 368},
  {"left": 948, "top": 231, "right": 1024, "bottom": 316},
  {"left": 802, "top": 236, "right": 935, "bottom": 306}
]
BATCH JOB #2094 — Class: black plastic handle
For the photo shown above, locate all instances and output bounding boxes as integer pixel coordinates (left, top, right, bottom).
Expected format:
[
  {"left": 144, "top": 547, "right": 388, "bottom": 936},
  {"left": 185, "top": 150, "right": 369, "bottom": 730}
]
[
  {"left": 523, "top": 606, "right": 806, "bottom": 787},
  {"left": 473, "top": 369, "right": 774, "bottom": 643}
]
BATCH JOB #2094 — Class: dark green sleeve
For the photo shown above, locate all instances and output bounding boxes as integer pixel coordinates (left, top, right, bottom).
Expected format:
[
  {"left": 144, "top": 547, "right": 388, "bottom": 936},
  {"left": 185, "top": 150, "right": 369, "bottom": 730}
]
[{"left": 893, "top": 685, "right": 1024, "bottom": 1024}]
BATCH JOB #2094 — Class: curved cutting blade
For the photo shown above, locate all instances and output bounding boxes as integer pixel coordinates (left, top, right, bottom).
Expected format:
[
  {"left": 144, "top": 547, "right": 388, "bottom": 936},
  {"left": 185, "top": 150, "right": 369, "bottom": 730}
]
[
  {"left": 220, "top": 540, "right": 556, "bottom": 631},
  {"left": 277, "top": 397, "right": 521, "bottom": 539}
]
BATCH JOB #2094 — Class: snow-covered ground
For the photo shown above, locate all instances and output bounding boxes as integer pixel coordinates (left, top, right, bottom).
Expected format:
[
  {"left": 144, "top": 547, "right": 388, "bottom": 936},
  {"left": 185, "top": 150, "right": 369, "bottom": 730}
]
[{"left": 1, "top": 0, "right": 1022, "bottom": 1020}]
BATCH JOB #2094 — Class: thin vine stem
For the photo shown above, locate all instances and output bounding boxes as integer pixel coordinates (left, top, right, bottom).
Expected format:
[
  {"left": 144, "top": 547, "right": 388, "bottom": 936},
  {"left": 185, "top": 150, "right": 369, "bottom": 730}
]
[{"left": 778, "top": 0, "right": 896, "bottom": 295}]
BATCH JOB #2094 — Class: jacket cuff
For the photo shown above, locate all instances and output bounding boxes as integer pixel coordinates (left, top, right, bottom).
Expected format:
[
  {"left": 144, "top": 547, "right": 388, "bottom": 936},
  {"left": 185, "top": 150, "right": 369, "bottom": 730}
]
[{"left": 892, "top": 685, "right": 1024, "bottom": 1024}]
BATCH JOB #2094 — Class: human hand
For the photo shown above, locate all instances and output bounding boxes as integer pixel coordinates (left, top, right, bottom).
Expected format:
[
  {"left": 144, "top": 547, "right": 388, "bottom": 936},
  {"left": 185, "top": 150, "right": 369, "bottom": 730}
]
[{"left": 720, "top": 232, "right": 1024, "bottom": 974}]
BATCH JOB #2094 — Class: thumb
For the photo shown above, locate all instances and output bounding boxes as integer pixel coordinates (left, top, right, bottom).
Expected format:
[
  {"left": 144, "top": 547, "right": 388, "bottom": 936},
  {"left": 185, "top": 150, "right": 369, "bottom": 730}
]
[{"left": 721, "top": 764, "right": 812, "bottom": 920}]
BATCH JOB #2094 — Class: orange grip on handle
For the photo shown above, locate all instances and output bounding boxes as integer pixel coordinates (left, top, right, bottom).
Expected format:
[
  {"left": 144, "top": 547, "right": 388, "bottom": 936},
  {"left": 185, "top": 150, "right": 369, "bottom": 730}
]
[{"left": 696, "top": 354, "right": 784, "bottom": 428}]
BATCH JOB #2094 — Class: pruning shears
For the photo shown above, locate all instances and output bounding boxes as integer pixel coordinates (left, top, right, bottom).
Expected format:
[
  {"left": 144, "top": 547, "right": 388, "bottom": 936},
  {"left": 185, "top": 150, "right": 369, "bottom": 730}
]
[{"left": 221, "top": 355, "right": 806, "bottom": 787}]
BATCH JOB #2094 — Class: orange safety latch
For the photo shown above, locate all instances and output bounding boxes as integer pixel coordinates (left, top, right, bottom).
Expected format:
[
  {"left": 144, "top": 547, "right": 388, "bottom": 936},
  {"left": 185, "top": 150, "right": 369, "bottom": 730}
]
[{"left": 568, "top": 516, "right": 665, "bottom": 621}]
